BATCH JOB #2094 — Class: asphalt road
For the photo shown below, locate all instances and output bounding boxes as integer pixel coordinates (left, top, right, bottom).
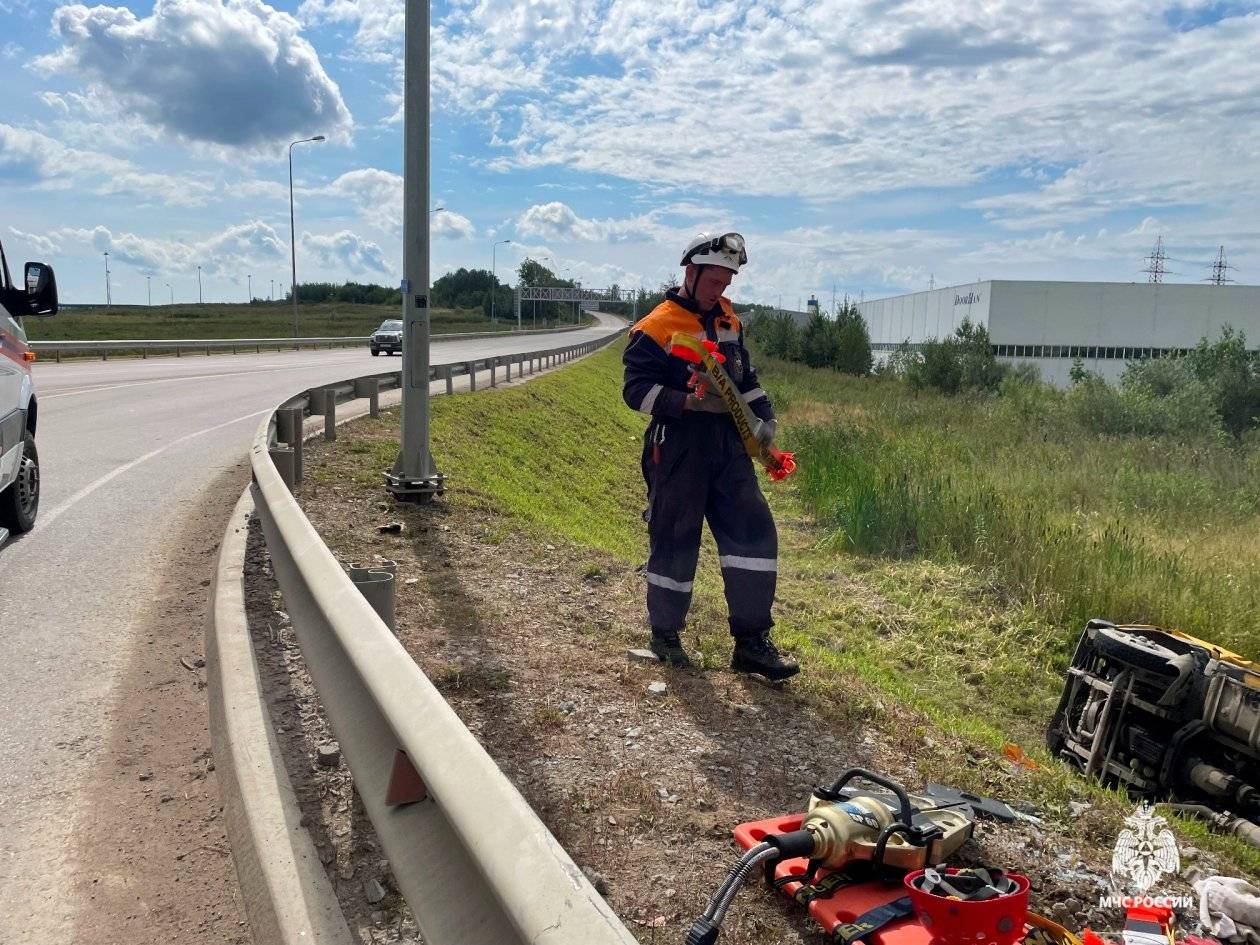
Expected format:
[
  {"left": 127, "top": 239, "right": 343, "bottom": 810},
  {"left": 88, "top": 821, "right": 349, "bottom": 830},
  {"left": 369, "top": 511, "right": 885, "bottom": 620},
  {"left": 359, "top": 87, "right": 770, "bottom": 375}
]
[{"left": 0, "top": 316, "right": 623, "bottom": 942}]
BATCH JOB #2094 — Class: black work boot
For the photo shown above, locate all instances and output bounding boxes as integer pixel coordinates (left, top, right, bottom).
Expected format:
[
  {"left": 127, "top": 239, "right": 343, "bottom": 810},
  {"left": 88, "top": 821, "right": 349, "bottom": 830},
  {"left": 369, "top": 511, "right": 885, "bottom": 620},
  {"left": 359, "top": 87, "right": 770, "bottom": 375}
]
[
  {"left": 649, "top": 629, "right": 693, "bottom": 669},
  {"left": 731, "top": 633, "right": 800, "bottom": 681}
]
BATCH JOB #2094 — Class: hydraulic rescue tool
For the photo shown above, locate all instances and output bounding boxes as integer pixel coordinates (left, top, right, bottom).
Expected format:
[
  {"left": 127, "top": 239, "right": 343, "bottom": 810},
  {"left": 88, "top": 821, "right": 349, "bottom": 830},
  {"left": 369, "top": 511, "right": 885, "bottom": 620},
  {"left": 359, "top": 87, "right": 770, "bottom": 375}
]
[
  {"left": 669, "top": 333, "right": 796, "bottom": 481},
  {"left": 686, "top": 768, "right": 974, "bottom": 944}
]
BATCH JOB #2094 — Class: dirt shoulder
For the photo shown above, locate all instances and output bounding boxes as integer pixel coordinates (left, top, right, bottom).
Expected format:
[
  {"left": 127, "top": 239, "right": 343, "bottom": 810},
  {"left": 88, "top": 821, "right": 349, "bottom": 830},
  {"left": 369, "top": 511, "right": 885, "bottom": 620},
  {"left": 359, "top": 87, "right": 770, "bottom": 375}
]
[
  {"left": 278, "top": 405, "right": 1226, "bottom": 944},
  {"left": 70, "top": 463, "right": 251, "bottom": 945}
]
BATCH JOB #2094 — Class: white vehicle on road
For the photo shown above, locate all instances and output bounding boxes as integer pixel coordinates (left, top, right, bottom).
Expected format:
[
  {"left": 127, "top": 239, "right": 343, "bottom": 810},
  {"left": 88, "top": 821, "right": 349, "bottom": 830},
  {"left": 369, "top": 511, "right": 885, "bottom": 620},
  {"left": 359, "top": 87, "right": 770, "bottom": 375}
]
[{"left": 0, "top": 237, "right": 57, "bottom": 546}]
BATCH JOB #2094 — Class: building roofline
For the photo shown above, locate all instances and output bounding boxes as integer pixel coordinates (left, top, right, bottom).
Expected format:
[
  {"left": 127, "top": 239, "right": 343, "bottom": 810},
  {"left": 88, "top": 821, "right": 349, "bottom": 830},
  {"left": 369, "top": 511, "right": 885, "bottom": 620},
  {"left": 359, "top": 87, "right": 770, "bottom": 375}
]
[{"left": 858, "top": 278, "right": 1257, "bottom": 305}]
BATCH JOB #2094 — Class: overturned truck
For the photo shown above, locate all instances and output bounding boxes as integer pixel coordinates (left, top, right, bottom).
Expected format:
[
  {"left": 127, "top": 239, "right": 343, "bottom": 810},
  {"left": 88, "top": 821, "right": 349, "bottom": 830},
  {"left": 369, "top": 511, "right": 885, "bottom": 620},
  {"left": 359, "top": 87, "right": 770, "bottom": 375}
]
[{"left": 1047, "top": 620, "right": 1260, "bottom": 846}]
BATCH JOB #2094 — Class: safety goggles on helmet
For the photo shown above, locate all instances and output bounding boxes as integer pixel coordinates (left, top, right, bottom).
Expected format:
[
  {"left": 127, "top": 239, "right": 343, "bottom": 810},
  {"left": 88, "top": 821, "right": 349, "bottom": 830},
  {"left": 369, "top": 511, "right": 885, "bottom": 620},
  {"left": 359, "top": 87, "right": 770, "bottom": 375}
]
[{"left": 681, "top": 232, "right": 748, "bottom": 270}]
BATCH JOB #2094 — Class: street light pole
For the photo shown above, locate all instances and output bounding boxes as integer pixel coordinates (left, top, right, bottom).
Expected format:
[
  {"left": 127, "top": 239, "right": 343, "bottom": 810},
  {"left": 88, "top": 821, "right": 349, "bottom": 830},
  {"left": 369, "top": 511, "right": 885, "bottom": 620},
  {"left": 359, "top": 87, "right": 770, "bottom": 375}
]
[
  {"left": 386, "top": 0, "right": 443, "bottom": 503},
  {"left": 103, "top": 252, "right": 111, "bottom": 306},
  {"left": 490, "top": 238, "right": 510, "bottom": 324},
  {"left": 146, "top": 275, "right": 151, "bottom": 307},
  {"left": 270, "top": 279, "right": 275, "bottom": 302},
  {"left": 247, "top": 274, "right": 252, "bottom": 303},
  {"left": 166, "top": 282, "right": 173, "bottom": 305},
  {"left": 197, "top": 265, "right": 203, "bottom": 304},
  {"left": 288, "top": 134, "right": 326, "bottom": 336}
]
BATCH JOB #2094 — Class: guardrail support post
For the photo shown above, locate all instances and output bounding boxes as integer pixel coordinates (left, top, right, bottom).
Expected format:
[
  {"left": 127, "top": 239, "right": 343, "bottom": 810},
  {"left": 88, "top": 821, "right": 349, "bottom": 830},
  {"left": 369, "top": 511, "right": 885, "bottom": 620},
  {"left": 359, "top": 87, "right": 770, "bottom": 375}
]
[
  {"left": 347, "top": 560, "right": 397, "bottom": 632},
  {"left": 323, "top": 390, "right": 337, "bottom": 441},
  {"left": 277, "top": 407, "right": 304, "bottom": 484},
  {"left": 270, "top": 447, "right": 296, "bottom": 490},
  {"left": 444, "top": 366, "right": 453, "bottom": 395},
  {"left": 466, "top": 362, "right": 476, "bottom": 391},
  {"left": 489, "top": 358, "right": 497, "bottom": 387},
  {"left": 355, "top": 378, "right": 381, "bottom": 418}
]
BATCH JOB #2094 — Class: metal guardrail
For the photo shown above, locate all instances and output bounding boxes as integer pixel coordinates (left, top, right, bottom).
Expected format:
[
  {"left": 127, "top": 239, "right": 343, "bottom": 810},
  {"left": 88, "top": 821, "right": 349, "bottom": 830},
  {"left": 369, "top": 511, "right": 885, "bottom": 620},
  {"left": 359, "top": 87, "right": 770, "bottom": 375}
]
[
  {"left": 29, "top": 323, "right": 591, "bottom": 362},
  {"left": 248, "top": 327, "right": 637, "bottom": 944}
]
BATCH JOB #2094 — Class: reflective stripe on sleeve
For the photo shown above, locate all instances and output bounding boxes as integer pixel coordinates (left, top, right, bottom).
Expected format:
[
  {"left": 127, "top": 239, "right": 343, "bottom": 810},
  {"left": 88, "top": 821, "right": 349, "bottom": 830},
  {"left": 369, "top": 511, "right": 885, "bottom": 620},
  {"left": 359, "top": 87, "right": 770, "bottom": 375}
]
[
  {"left": 743, "top": 387, "right": 767, "bottom": 403},
  {"left": 638, "top": 383, "right": 663, "bottom": 415}
]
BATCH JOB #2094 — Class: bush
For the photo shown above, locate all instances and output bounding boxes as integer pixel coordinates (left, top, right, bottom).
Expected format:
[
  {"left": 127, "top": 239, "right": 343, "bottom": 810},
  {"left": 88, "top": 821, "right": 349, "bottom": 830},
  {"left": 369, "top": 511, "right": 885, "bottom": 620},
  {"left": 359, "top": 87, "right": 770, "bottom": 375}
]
[
  {"left": 1067, "top": 368, "right": 1219, "bottom": 438},
  {"left": 746, "top": 305, "right": 872, "bottom": 376},
  {"left": 905, "top": 319, "right": 1005, "bottom": 395},
  {"left": 876, "top": 341, "right": 917, "bottom": 378},
  {"left": 1186, "top": 326, "right": 1259, "bottom": 437},
  {"left": 749, "top": 312, "right": 802, "bottom": 361}
]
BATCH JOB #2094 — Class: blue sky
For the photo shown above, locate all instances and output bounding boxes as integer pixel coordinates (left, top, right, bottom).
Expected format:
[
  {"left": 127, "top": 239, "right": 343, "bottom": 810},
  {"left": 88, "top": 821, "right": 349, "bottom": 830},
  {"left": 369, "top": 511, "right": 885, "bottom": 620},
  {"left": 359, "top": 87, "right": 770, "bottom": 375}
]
[{"left": 2, "top": 0, "right": 1258, "bottom": 308}]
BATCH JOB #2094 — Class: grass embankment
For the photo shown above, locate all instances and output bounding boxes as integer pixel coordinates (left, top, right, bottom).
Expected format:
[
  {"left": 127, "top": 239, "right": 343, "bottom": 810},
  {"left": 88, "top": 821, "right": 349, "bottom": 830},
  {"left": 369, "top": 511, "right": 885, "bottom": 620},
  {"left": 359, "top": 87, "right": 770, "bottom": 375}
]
[
  {"left": 334, "top": 342, "right": 1258, "bottom": 876},
  {"left": 27, "top": 302, "right": 519, "bottom": 340}
]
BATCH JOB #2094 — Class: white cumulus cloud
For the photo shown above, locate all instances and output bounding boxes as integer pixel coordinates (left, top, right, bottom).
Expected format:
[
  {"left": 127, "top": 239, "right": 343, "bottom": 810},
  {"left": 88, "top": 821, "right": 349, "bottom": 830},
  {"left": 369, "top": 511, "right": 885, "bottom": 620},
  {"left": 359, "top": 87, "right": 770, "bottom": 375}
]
[
  {"left": 0, "top": 122, "right": 212, "bottom": 205},
  {"left": 55, "top": 219, "right": 286, "bottom": 276},
  {"left": 38, "top": 0, "right": 352, "bottom": 149},
  {"left": 324, "top": 168, "right": 475, "bottom": 239},
  {"left": 300, "top": 229, "right": 388, "bottom": 274}
]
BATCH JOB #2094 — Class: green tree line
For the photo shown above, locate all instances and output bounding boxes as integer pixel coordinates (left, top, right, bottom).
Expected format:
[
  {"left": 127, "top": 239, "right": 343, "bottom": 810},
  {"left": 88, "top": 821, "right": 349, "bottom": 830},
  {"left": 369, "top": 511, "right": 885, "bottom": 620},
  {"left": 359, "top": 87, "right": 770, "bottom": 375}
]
[{"left": 745, "top": 301, "right": 875, "bottom": 375}]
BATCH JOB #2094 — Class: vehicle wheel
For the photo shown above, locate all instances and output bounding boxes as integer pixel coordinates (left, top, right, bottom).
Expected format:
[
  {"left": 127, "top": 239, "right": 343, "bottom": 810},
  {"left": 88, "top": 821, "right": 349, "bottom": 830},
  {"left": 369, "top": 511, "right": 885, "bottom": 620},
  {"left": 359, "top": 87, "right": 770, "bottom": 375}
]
[
  {"left": 0, "top": 432, "right": 40, "bottom": 533},
  {"left": 1092, "top": 626, "right": 1180, "bottom": 673},
  {"left": 371, "top": 349, "right": 380, "bottom": 357}
]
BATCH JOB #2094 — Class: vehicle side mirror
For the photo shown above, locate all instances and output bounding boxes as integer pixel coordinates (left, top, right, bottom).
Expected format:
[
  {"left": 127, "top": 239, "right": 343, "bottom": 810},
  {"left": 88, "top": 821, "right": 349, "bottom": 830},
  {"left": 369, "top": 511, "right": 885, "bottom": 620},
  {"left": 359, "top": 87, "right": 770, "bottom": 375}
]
[{"left": 24, "top": 262, "right": 58, "bottom": 316}]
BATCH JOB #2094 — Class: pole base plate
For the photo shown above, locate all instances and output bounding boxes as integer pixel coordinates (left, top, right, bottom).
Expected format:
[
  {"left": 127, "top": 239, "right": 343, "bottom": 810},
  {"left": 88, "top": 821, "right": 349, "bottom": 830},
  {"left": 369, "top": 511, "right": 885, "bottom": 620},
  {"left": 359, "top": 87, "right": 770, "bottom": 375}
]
[{"left": 384, "top": 471, "right": 446, "bottom": 504}]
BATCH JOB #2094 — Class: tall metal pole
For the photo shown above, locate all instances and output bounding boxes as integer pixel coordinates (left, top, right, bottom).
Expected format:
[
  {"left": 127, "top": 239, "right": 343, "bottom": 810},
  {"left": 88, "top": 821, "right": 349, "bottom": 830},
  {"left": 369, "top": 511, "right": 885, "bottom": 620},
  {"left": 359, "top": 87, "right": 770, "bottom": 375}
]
[
  {"left": 166, "top": 282, "right": 173, "bottom": 305},
  {"left": 146, "top": 275, "right": 151, "bottom": 307},
  {"left": 288, "top": 135, "right": 325, "bottom": 336},
  {"left": 289, "top": 143, "right": 298, "bottom": 334},
  {"left": 198, "top": 265, "right": 203, "bottom": 304},
  {"left": 248, "top": 274, "right": 252, "bottom": 302},
  {"left": 387, "top": 0, "right": 443, "bottom": 503},
  {"left": 103, "top": 252, "right": 111, "bottom": 306},
  {"left": 491, "top": 238, "right": 510, "bottom": 324}
]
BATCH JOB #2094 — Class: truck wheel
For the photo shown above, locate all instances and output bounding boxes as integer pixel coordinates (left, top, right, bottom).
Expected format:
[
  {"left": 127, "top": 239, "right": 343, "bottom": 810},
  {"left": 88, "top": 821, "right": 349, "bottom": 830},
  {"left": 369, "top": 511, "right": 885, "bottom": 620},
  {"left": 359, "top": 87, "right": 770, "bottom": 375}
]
[
  {"left": 371, "top": 349, "right": 380, "bottom": 357},
  {"left": 0, "top": 432, "right": 40, "bottom": 533},
  {"left": 1092, "top": 626, "right": 1180, "bottom": 673}
]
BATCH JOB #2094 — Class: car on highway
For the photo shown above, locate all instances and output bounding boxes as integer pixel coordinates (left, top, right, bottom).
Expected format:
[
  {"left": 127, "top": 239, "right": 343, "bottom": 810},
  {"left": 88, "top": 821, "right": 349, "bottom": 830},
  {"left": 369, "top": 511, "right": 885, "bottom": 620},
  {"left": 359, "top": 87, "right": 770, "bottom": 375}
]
[
  {"left": 370, "top": 319, "right": 403, "bottom": 356},
  {"left": 0, "top": 236, "right": 58, "bottom": 546}
]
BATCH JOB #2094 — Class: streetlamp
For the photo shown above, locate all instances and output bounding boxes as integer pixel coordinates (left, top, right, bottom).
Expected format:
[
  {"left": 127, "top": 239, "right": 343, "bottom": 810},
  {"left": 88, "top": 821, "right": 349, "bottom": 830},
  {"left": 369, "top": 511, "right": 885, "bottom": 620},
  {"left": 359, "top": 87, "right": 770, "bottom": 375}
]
[
  {"left": 270, "top": 279, "right": 275, "bottom": 302},
  {"left": 166, "top": 282, "right": 173, "bottom": 305},
  {"left": 146, "top": 274, "right": 152, "bottom": 307},
  {"left": 197, "top": 265, "right": 203, "bottom": 304},
  {"left": 103, "top": 251, "right": 111, "bottom": 306},
  {"left": 288, "top": 134, "right": 326, "bottom": 336},
  {"left": 490, "top": 238, "right": 510, "bottom": 324},
  {"left": 247, "top": 274, "right": 252, "bottom": 303}
]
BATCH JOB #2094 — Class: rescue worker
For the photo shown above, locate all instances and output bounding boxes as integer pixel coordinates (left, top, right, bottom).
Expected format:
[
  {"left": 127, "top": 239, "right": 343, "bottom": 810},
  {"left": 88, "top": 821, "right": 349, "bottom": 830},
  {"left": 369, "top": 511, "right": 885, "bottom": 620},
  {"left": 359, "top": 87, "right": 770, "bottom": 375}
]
[{"left": 622, "top": 232, "right": 799, "bottom": 681}]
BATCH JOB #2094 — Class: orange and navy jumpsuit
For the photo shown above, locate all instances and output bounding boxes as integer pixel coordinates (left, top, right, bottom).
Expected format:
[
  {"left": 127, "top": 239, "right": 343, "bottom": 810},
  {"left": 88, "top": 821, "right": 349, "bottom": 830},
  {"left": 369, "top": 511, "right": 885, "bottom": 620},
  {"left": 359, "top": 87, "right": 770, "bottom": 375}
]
[{"left": 622, "top": 290, "right": 777, "bottom": 640}]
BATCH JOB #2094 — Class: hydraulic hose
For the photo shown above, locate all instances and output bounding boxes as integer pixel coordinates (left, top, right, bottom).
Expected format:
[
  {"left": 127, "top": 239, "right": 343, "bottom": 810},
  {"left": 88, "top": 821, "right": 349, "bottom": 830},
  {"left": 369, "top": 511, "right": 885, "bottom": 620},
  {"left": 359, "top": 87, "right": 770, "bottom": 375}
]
[
  {"left": 1165, "top": 804, "right": 1260, "bottom": 850},
  {"left": 687, "top": 842, "right": 782, "bottom": 945},
  {"left": 706, "top": 842, "right": 781, "bottom": 924}
]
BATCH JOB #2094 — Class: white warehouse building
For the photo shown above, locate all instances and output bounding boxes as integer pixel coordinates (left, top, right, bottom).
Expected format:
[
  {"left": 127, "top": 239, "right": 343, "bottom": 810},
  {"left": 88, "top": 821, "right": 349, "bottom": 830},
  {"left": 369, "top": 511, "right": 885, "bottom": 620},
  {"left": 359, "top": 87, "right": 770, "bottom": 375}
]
[{"left": 856, "top": 280, "right": 1260, "bottom": 386}]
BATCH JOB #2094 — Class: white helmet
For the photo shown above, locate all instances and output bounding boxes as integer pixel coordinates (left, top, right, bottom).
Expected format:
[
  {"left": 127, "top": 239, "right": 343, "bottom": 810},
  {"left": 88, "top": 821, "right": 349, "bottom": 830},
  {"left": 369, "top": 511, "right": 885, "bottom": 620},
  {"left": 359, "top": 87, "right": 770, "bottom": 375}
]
[{"left": 680, "top": 232, "right": 747, "bottom": 272}]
